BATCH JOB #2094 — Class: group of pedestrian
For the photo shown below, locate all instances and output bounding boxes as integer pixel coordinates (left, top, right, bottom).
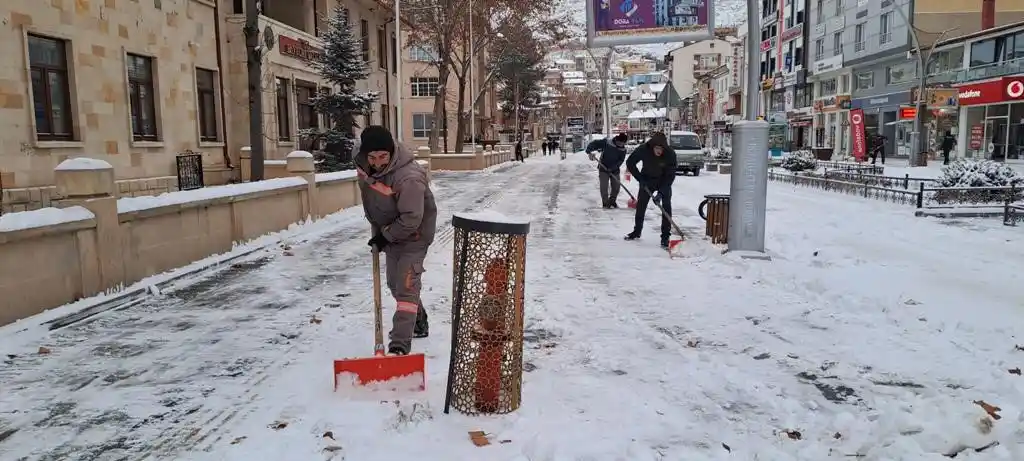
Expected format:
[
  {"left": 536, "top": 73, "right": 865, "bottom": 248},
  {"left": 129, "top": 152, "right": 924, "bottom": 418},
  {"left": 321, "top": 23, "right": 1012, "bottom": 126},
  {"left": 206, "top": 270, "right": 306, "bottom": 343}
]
[
  {"left": 541, "top": 139, "right": 560, "bottom": 156},
  {"left": 586, "top": 132, "right": 678, "bottom": 249}
]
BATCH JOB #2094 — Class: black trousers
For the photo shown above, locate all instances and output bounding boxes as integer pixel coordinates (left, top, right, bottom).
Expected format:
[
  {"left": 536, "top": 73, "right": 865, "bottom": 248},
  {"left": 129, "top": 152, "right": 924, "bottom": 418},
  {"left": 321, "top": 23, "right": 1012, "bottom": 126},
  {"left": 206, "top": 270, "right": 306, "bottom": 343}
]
[
  {"left": 632, "top": 185, "right": 672, "bottom": 239},
  {"left": 515, "top": 152, "right": 524, "bottom": 162}
]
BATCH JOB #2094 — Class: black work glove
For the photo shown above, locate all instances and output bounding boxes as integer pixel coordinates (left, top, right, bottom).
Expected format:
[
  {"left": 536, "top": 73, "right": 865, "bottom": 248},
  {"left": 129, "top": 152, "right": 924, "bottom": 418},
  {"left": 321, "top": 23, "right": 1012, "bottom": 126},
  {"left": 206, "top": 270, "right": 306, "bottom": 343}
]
[{"left": 368, "top": 233, "right": 390, "bottom": 252}]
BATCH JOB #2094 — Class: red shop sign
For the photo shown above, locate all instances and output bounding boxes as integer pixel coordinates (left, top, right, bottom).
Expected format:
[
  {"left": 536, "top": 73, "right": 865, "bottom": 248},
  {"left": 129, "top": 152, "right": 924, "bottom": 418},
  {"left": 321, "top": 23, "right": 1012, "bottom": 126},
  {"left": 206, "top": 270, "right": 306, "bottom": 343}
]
[{"left": 956, "top": 76, "right": 1024, "bottom": 105}]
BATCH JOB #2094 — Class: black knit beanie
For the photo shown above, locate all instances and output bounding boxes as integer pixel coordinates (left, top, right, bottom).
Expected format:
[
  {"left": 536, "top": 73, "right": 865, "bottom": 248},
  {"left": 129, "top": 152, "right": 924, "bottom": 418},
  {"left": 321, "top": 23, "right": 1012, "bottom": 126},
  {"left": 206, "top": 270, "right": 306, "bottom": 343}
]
[
  {"left": 648, "top": 132, "right": 668, "bottom": 147},
  {"left": 359, "top": 125, "right": 395, "bottom": 154}
]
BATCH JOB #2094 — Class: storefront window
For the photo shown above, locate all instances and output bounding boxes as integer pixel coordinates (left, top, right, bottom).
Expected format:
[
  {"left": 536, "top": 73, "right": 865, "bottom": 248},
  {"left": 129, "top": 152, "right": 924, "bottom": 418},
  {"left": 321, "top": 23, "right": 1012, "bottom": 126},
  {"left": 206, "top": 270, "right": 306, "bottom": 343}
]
[
  {"left": 1009, "top": 103, "right": 1024, "bottom": 160},
  {"left": 864, "top": 112, "right": 879, "bottom": 137},
  {"left": 964, "top": 106, "right": 985, "bottom": 159}
]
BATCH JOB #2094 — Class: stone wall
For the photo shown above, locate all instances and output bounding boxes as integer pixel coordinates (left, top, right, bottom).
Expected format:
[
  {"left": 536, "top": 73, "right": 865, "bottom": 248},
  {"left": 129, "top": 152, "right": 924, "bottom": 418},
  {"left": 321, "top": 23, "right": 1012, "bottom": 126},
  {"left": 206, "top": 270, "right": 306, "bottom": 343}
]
[{"left": 0, "top": 151, "right": 365, "bottom": 326}]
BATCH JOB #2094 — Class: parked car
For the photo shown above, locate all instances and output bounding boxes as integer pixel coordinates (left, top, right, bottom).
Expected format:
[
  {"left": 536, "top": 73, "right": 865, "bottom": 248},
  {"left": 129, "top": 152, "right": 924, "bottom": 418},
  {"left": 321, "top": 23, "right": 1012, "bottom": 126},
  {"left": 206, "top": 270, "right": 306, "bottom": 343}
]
[{"left": 669, "top": 130, "right": 704, "bottom": 176}]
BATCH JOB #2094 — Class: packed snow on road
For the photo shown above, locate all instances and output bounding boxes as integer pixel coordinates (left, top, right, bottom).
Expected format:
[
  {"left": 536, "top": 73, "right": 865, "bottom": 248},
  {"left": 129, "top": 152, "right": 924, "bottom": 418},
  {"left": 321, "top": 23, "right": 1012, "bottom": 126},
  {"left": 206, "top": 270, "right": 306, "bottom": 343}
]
[{"left": 2, "top": 152, "right": 1023, "bottom": 460}]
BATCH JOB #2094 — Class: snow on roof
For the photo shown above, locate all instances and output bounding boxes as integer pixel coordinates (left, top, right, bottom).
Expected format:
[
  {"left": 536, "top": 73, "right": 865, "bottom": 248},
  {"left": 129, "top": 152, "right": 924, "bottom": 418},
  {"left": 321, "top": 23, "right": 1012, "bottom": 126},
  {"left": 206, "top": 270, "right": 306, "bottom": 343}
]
[
  {"left": 563, "top": 78, "right": 588, "bottom": 85},
  {"left": 638, "top": 93, "right": 657, "bottom": 101},
  {"left": 561, "top": 71, "right": 585, "bottom": 79},
  {"left": 0, "top": 206, "right": 95, "bottom": 233},
  {"left": 648, "top": 83, "right": 667, "bottom": 93},
  {"left": 55, "top": 157, "right": 113, "bottom": 170},
  {"left": 627, "top": 108, "right": 667, "bottom": 119},
  {"left": 553, "top": 59, "right": 574, "bottom": 64}
]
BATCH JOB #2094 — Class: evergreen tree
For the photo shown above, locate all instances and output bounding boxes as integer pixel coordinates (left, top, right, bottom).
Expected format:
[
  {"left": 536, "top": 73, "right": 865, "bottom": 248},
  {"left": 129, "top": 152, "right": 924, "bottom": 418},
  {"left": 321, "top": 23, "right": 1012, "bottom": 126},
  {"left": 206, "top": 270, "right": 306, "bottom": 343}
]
[{"left": 301, "top": 6, "right": 378, "bottom": 172}]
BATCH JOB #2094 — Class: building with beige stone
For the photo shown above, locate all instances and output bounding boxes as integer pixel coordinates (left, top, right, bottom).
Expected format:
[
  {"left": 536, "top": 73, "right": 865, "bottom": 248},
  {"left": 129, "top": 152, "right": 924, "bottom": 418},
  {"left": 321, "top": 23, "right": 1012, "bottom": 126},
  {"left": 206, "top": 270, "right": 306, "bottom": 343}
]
[
  {"left": 0, "top": 0, "right": 398, "bottom": 213},
  {"left": 397, "top": 37, "right": 498, "bottom": 151}
]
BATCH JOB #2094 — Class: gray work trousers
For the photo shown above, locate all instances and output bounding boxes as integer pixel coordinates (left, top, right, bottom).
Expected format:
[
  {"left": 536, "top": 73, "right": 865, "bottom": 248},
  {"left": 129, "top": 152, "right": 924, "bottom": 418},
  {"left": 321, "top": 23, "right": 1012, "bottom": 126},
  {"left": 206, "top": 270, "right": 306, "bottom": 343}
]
[
  {"left": 384, "top": 243, "right": 429, "bottom": 352},
  {"left": 598, "top": 170, "right": 621, "bottom": 204}
]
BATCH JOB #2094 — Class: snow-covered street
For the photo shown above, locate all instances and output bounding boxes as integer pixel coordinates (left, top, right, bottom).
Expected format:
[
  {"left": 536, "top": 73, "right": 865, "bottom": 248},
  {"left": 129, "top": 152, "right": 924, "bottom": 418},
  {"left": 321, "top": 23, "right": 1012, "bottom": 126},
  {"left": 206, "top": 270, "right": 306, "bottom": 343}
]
[{"left": 3, "top": 152, "right": 1024, "bottom": 460}]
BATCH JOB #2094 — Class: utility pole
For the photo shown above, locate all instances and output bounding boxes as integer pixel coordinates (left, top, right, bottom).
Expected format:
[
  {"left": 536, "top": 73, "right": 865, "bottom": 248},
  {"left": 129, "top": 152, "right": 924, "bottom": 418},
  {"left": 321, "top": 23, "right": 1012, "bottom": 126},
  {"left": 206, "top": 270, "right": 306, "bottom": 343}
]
[
  {"left": 244, "top": 0, "right": 265, "bottom": 181},
  {"left": 726, "top": 0, "right": 771, "bottom": 258},
  {"left": 395, "top": 0, "right": 403, "bottom": 141}
]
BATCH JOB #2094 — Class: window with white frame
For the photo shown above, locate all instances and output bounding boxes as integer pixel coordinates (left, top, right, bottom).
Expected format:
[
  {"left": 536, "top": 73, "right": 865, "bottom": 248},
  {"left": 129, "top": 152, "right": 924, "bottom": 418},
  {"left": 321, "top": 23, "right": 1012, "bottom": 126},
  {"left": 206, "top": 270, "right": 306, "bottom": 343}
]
[
  {"left": 410, "top": 77, "right": 439, "bottom": 97},
  {"left": 833, "top": 32, "right": 842, "bottom": 56},
  {"left": 819, "top": 77, "right": 837, "bottom": 96},
  {"left": 815, "top": 38, "right": 825, "bottom": 61},
  {"left": 855, "top": 71, "right": 874, "bottom": 90},
  {"left": 412, "top": 113, "right": 442, "bottom": 138},
  {"left": 879, "top": 12, "right": 892, "bottom": 45},
  {"left": 409, "top": 45, "right": 439, "bottom": 62},
  {"left": 854, "top": 24, "right": 865, "bottom": 52},
  {"left": 886, "top": 62, "right": 915, "bottom": 84}
]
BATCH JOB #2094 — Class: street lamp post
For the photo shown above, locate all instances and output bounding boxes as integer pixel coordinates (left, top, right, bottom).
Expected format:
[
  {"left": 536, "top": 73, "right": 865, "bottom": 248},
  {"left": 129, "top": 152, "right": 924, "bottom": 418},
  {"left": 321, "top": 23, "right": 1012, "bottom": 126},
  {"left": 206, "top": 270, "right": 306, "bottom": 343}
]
[
  {"left": 469, "top": 0, "right": 476, "bottom": 147},
  {"left": 726, "top": 0, "right": 771, "bottom": 258},
  {"left": 891, "top": 5, "right": 956, "bottom": 166}
]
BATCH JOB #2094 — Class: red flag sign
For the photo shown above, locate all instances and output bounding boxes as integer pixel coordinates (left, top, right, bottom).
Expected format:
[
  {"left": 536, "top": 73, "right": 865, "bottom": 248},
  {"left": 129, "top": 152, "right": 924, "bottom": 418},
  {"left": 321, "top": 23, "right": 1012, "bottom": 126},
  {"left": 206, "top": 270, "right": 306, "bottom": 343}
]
[{"left": 850, "top": 109, "right": 867, "bottom": 162}]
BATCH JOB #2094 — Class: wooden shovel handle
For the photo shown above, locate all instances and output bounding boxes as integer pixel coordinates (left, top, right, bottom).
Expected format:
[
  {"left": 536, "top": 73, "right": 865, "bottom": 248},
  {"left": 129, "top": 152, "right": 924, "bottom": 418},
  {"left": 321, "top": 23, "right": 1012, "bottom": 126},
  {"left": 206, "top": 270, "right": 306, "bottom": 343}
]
[{"left": 372, "top": 248, "right": 385, "bottom": 355}]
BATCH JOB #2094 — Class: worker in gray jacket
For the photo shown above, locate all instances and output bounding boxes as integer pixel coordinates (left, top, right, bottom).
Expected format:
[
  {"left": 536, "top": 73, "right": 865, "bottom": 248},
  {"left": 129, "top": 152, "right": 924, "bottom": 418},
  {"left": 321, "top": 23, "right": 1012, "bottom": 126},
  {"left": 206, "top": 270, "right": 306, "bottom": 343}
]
[
  {"left": 355, "top": 126, "right": 437, "bottom": 355},
  {"left": 586, "top": 133, "right": 629, "bottom": 208}
]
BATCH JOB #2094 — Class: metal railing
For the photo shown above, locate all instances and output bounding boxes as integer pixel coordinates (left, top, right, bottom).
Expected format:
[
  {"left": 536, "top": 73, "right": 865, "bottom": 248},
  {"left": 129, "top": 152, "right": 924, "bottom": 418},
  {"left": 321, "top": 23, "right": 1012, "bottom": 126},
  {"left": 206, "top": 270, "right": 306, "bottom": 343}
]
[
  {"left": 768, "top": 169, "right": 921, "bottom": 206},
  {"left": 855, "top": 41, "right": 866, "bottom": 52},
  {"left": 768, "top": 169, "right": 1022, "bottom": 211},
  {"left": 822, "top": 170, "right": 936, "bottom": 190},
  {"left": 1005, "top": 203, "right": 1024, "bottom": 226},
  {"left": 879, "top": 32, "right": 892, "bottom": 45},
  {"left": 175, "top": 150, "right": 205, "bottom": 191},
  {"left": 918, "top": 184, "right": 1021, "bottom": 209},
  {"left": 816, "top": 160, "right": 884, "bottom": 175},
  {"left": 957, "top": 57, "right": 1024, "bottom": 84}
]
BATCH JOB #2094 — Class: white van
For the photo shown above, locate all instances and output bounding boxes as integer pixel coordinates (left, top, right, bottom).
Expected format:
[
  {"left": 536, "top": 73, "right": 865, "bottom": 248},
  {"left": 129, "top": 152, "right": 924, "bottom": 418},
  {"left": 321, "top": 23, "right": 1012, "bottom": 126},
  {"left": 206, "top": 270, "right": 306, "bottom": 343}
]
[{"left": 668, "top": 130, "right": 704, "bottom": 176}]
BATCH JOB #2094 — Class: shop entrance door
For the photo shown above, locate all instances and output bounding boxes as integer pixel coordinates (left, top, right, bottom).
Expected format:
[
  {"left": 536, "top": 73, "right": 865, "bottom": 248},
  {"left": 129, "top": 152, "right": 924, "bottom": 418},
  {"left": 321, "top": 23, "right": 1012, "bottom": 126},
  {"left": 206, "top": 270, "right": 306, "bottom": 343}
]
[{"left": 984, "top": 116, "right": 1009, "bottom": 161}]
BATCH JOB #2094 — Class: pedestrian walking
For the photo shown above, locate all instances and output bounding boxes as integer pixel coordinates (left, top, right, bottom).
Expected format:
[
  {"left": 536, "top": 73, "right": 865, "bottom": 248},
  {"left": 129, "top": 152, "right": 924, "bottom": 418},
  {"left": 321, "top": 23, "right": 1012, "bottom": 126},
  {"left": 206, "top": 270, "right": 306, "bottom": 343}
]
[
  {"left": 586, "top": 133, "right": 628, "bottom": 208},
  {"left": 355, "top": 125, "right": 437, "bottom": 355},
  {"left": 941, "top": 131, "right": 957, "bottom": 165},
  {"left": 515, "top": 140, "right": 525, "bottom": 162},
  {"left": 552, "top": 140, "right": 560, "bottom": 155},
  {"left": 541, "top": 140, "right": 549, "bottom": 156},
  {"left": 623, "top": 132, "right": 677, "bottom": 248}
]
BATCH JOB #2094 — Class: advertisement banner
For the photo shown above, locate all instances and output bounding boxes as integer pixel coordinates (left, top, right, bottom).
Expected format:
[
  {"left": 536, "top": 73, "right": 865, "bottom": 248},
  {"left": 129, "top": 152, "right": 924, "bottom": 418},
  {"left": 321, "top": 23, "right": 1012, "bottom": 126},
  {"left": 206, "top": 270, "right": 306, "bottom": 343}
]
[
  {"left": 586, "top": 0, "right": 714, "bottom": 47},
  {"left": 850, "top": 109, "right": 867, "bottom": 161},
  {"left": 567, "top": 116, "right": 586, "bottom": 134}
]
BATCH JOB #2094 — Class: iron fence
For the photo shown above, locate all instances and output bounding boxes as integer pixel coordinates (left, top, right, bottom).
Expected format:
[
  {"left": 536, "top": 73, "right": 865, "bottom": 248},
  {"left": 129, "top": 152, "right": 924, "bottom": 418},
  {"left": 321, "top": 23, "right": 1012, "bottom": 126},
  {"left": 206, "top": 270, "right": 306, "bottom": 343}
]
[
  {"left": 1005, "top": 203, "right": 1024, "bottom": 226},
  {"left": 175, "top": 150, "right": 205, "bottom": 191},
  {"left": 822, "top": 170, "right": 937, "bottom": 190},
  {"left": 918, "top": 184, "right": 1021, "bottom": 209},
  {"left": 815, "top": 160, "right": 885, "bottom": 175},
  {"left": 768, "top": 170, "right": 920, "bottom": 206}
]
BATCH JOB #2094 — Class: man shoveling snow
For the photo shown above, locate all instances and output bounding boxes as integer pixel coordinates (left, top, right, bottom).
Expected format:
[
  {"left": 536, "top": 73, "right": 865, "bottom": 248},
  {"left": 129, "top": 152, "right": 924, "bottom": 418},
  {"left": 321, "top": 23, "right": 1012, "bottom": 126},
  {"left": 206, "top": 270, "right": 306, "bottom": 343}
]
[{"left": 355, "top": 126, "right": 436, "bottom": 355}]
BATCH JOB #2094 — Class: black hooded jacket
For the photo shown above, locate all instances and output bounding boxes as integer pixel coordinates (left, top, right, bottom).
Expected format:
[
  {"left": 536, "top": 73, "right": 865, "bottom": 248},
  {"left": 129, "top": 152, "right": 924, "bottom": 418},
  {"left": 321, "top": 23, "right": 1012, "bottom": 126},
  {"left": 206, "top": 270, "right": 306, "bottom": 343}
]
[{"left": 626, "top": 133, "right": 677, "bottom": 189}]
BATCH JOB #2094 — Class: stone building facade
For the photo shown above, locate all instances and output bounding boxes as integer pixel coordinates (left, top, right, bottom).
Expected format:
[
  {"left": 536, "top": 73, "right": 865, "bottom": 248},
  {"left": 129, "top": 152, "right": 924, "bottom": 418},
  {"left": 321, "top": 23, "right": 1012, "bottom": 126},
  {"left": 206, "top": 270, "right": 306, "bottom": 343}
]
[{"left": 0, "top": 0, "right": 396, "bottom": 212}]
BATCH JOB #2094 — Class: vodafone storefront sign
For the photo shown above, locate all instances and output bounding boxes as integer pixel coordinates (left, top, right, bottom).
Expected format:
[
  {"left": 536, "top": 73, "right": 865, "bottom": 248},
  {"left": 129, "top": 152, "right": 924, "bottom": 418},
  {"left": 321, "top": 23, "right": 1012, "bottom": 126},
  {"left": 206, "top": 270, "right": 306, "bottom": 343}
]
[{"left": 956, "top": 76, "right": 1024, "bottom": 106}]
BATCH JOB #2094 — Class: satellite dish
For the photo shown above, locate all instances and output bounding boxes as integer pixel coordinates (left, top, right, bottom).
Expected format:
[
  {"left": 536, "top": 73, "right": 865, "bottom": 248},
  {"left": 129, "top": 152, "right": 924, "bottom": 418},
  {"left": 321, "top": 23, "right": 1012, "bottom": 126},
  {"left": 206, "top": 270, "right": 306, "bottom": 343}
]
[{"left": 263, "top": 25, "right": 276, "bottom": 51}]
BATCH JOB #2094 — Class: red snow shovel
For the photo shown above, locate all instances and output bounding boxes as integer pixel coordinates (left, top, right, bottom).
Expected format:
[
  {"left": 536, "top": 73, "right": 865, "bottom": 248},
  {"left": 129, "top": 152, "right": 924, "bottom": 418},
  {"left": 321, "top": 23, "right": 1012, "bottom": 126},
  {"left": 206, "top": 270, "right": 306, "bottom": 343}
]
[{"left": 333, "top": 248, "right": 425, "bottom": 391}]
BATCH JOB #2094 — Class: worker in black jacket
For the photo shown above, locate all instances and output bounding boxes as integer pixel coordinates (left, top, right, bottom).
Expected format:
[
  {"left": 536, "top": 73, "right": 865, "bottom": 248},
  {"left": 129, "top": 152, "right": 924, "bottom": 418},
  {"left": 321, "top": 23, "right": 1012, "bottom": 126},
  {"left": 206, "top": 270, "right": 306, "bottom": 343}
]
[
  {"left": 586, "top": 133, "right": 629, "bottom": 208},
  {"left": 624, "top": 132, "right": 677, "bottom": 248}
]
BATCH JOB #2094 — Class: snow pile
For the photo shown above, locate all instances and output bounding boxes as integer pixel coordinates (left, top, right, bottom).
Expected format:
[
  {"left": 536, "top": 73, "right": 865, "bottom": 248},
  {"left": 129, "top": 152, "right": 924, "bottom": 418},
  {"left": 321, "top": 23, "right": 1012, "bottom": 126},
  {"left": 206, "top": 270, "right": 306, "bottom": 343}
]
[
  {"left": 54, "top": 157, "right": 112, "bottom": 171},
  {"left": 781, "top": 150, "right": 818, "bottom": 172},
  {"left": 936, "top": 159, "right": 1024, "bottom": 188},
  {"left": 0, "top": 206, "right": 94, "bottom": 232},
  {"left": 315, "top": 170, "right": 358, "bottom": 183},
  {"left": 286, "top": 150, "right": 314, "bottom": 158}
]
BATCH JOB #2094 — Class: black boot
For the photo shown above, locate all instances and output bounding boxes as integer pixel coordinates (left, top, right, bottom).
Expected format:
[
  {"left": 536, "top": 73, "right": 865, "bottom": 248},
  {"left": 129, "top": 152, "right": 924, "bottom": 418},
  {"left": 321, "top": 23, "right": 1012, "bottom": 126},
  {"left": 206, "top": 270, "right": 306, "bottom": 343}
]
[
  {"left": 624, "top": 231, "right": 641, "bottom": 241},
  {"left": 388, "top": 344, "right": 409, "bottom": 356},
  {"left": 610, "top": 200, "right": 619, "bottom": 208},
  {"left": 660, "top": 236, "right": 670, "bottom": 248},
  {"left": 414, "top": 306, "right": 429, "bottom": 338}
]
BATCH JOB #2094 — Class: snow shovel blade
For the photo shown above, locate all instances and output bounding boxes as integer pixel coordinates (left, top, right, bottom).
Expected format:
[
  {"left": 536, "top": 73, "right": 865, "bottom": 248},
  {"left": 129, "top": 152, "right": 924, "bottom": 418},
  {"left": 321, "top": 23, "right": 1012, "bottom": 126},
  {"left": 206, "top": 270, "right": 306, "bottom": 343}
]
[{"left": 333, "top": 353, "right": 425, "bottom": 391}]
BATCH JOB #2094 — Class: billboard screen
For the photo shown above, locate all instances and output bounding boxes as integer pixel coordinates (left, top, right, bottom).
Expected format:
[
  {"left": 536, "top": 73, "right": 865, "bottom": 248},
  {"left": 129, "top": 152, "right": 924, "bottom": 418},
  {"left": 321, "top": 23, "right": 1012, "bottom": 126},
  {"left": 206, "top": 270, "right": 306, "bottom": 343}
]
[{"left": 586, "top": 0, "right": 713, "bottom": 47}]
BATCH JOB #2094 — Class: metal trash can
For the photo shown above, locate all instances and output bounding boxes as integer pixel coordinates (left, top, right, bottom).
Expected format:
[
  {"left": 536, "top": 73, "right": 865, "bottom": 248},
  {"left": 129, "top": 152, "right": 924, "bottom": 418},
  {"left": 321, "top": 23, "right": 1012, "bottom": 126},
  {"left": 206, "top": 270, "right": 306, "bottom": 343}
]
[
  {"left": 444, "top": 212, "right": 531, "bottom": 415},
  {"left": 698, "top": 194, "right": 730, "bottom": 244}
]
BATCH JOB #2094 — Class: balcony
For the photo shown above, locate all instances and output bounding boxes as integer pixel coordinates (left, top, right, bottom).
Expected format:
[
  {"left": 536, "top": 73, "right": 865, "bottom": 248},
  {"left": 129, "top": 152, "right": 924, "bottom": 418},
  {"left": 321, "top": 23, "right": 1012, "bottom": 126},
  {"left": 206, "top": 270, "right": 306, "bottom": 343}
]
[
  {"left": 879, "top": 32, "right": 891, "bottom": 45},
  {"left": 955, "top": 58, "right": 1024, "bottom": 84},
  {"left": 854, "top": 41, "right": 865, "bottom": 53}
]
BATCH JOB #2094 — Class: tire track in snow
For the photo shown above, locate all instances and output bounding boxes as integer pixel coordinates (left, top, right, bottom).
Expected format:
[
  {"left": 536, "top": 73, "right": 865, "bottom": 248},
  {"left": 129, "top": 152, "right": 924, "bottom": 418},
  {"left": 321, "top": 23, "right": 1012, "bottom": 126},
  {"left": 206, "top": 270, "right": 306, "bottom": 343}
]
[{"left": 0, "top": 164, "right": 534, "bottom": 461}]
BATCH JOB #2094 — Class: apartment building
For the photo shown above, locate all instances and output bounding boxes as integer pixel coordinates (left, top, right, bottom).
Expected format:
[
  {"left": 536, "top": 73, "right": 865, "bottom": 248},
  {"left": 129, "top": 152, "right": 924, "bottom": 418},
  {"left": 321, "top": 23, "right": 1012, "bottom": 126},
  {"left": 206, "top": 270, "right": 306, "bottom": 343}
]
[
  {"left": 0, "top": 0, "right": 396, "bottom": 212},
  {"left": 805, "top": 0, "right": 1024, "bottom": 159},
  {"left": 397, "top": 40, "right": 497, "bottom": 152}
]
